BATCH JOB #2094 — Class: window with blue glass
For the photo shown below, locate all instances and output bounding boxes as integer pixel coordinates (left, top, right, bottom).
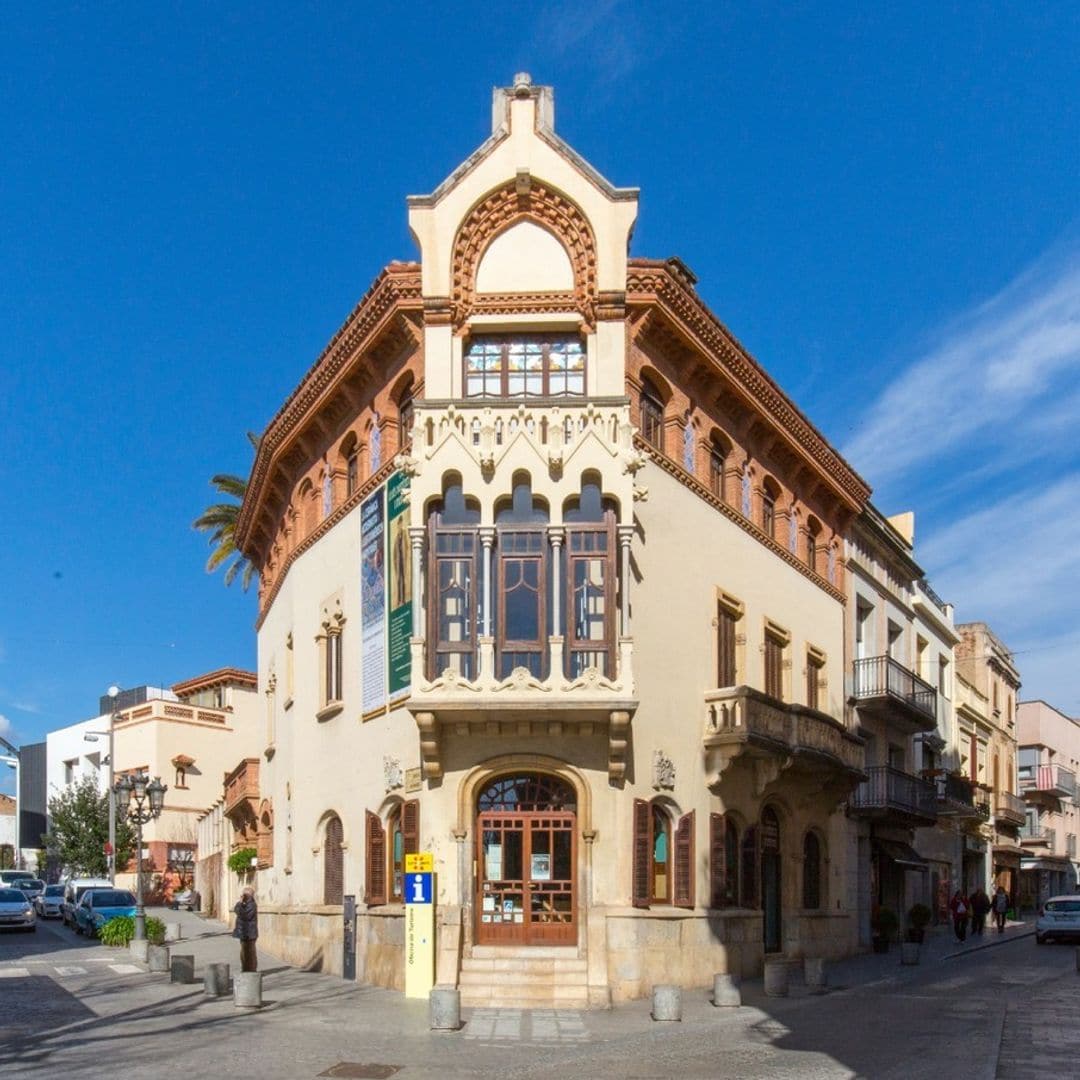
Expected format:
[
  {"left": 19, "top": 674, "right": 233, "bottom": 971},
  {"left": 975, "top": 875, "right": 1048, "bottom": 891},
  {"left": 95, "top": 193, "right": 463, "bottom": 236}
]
[{"left": 463, "top": 335, "right": 586, "bottom": 399}]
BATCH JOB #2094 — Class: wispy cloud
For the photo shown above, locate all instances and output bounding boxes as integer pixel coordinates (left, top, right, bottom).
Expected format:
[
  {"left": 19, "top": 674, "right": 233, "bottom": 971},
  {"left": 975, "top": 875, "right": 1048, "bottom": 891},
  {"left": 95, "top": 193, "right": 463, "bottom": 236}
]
[
  {"left": 844, "top": 243, "right": 1080, "bottom": 488},
  {"left": 0, "top": 714, "right": 12, "bottom": 740}
]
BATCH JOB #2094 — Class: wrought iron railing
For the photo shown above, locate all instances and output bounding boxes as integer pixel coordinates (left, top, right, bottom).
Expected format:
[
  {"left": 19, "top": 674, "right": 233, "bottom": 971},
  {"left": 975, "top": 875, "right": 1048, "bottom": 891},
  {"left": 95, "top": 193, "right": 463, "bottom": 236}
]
[
  {"left": 852, "top": 656, "right": 937, "bottom": 722},
  {"left": 850, "top": 765, "right": 937, "bottom": 819}
]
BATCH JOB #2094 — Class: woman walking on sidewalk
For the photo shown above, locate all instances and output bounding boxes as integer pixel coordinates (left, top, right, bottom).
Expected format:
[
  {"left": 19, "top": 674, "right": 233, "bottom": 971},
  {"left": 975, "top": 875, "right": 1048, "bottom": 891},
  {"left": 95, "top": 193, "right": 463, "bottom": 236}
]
[
  {"left": 993, "top": 886, "right": 1010, "bottom": 933},
  {"left": 234, "top": 884, "right": 259, "bottom": 972},
  {"left": 950, "top": 890, "right": 970, "bottom": 942},
  {"left": 970, "top": 887, "right": 991, "bottom": 936}
]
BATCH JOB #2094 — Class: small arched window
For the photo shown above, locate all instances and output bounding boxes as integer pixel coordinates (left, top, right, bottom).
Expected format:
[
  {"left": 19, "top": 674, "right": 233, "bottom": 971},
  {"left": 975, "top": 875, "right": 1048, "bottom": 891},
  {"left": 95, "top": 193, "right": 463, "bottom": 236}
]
[
  {"left": 388, "top": 806, "right": 404, "bottom": 901},
  {"left": 803, "top": 831, "right": 822, "bottom": 910},
  {"left": 709, "top": 438, "right": 727, "bottom": 500},
  {"left": 651, "top": 803, "right": 670, "bottom": 904},
  {"left": 323, "top": 815, "right": 344, "bottom": 906},
  {"left": 761, "top": 477, "right": 780, "bottom": 539},
  {"left": 806, "top": 516, "right": 822, "bottom": 572},
  {"left": 640, "top": 378, "right": 665, "bottom": 451}
]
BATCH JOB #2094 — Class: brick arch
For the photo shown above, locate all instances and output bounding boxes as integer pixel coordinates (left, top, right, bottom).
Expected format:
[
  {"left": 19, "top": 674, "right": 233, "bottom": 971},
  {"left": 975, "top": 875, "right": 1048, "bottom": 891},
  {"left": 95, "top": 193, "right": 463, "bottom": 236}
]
[{"left": 451, "top": 180, "right": 598, "bottom": 327}]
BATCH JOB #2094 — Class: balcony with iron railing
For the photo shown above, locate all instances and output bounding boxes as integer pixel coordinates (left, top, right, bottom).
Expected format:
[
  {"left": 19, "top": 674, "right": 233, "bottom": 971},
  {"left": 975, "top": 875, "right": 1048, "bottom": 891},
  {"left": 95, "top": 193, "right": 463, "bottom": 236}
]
[
  {"left": 1019, "top": 763, "right": 1077, "bottom": 800},
  {"left": 851, "top": 656, "right": 937, "bottom": 733},
  {"left": 1019, "top": 826, "right": 1054, "bottom": 849},
  {"left": 849, "top": 765, "right": 938, "bottom": 825},
  {"left": 995, "top": 790, "right": 1027, "bottom": 828}
]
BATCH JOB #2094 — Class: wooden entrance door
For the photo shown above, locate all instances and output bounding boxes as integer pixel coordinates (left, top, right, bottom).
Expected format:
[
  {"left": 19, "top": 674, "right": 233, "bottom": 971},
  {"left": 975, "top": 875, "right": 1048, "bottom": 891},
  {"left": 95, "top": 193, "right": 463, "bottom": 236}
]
[
  {"left": 475, "top": 774, "right": 577, "bottom": 946},
  {"left": 761, "top": 807, "right": 782, "bottom": 954}
]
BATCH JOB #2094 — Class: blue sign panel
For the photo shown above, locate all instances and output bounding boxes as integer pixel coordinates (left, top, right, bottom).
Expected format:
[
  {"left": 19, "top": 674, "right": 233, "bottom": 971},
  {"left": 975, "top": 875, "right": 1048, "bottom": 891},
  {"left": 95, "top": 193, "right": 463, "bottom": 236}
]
[{"left": 404, "top": 872, "right": 433, "bottom": 905}]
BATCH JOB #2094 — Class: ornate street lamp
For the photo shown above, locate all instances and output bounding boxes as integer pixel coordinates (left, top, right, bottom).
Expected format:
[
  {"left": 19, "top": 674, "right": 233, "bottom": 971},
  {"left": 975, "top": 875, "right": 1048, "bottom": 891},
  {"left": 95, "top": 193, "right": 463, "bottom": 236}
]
[{"left": 114, "top": 772, "right": 167, "bottom": 942}]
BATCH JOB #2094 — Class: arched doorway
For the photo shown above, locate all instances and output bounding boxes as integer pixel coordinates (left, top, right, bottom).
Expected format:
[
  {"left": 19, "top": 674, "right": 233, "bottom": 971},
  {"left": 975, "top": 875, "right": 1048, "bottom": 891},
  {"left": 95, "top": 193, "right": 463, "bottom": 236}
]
[
  {"left": 475, "top": 773, "right": 577, "bottom": 946},
  {"left": 761, "top": 807, "right": 782, "bottom": 954}
]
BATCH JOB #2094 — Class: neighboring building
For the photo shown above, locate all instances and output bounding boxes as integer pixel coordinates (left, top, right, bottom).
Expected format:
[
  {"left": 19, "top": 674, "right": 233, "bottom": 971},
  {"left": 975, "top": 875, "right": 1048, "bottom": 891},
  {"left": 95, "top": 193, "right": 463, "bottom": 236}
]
[
  {"left": 235, "top": 75, "right": 876, "bottom": 1004},
  {"left": 0, "top": 794, "right": 15, "bottom": 864},
  {"left": 1016, "top": 700, "right": 1080, "bottom": 909},
  {"left": 195, "top": 796, "right": 230, "bottom": 919},
  {"left": 46, "top": 714, "right": 124, "bottom": 800},
  {"left": 17, "top": 741, "right": 47, "bottom": 874},
  {"left": 955, "top": 623, "right": 1023, "bottom": 899}
]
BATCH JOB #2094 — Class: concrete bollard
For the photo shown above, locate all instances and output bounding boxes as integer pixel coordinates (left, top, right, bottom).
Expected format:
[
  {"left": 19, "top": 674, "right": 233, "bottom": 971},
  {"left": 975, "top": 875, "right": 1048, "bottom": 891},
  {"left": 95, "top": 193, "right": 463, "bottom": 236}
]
[
  {"left": 900, "top": 943, "right": 920, "bottom": 966},
  {"left": 429, "top": 985, "right": 461, "bottom": 1031},
  {"left": 170, "top": 954, "right": 195, "bottom": 984},
  {"left": 234, "top": 971, "right": 263, "bottom": 1009},
  {"left": 129, "top": 939, "right": 150, "bottom": 963},
  {"left": 804, "top": 958, "right": 827, "bottom": 988},
  {"left": 164, "top": 922, "right": 182, "bottom": 943},
  {"left": 763, "top": 960, "right": 789, "bottom": 998},
  {"left": 204, "top": 962, "right": 231, "bottom": 997},
  {"left": 651, "top": 984, "right": 682, "bottom": 1021},
  {"left": 711, "top": 973, "right": 741, "bottom": 1007},
  {"left": 147, "top": 945, "right": 171, "bottom": 973}
]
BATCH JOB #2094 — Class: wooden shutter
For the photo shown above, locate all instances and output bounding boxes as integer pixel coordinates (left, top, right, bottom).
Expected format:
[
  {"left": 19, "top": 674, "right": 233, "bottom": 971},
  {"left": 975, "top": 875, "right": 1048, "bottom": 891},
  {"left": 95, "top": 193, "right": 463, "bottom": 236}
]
[
  {"left": 632, "top": 799, "right": 651, "bottom": 908},
  {"left": 402, "top": 799, "right": 420, "bottom": 855},
  {"left": 364, "top": 810, "right": 386, "bottom": 907},
  {"left": 323, "top": 815, "right": 344, "bottom": 906},
  {"left": 717, "top": 604, "right": 736, "bottom": 687},
  {"left": 710, "top": 812, "right": 728, "bottom": 909},
  {"left": 740, "top": 825, "right": 759, "bottom": 909},
  {"left": 674, "top": 810, "right": 695, "bottom": 909}
]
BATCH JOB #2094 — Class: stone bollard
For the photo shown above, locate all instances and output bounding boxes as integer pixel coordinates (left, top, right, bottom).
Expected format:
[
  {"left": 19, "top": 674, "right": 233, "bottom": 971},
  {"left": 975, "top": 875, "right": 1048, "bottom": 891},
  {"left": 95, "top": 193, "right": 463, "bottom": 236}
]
[
  {"left": 651, "top": 984, "right": 682, "bottom": 1021},
  {"left": 900, "top": 943, "right": 920, "bottom": 966},
  {"left": 429, "top": 985, "right": 461, "bottom": 1031},
  {"left": 129, "top": 939, "right": 150, "bottom": 963},
  {"left": 711, "top": 973, "right": 741, "bottom": 1007},
  {"left": 204, "top": 962, "right": 231, "bottom": 997},
  {"left": 170, "top": 954, "right": 195, "bottom": 984},
  {"left": 804, "top": 958, "right": 827, "bottom": 989},
  {"left": 234, "top": 971, "right": 263, "bottom": 1009},
  {"left": 147, "top": 945, "right": 171, "bottom": 973},
  {"left": 164, "top": 922, "right": 182, "bottom": 943},
  {"left": 763, "top": 960, "right": 789, "bottom": 998}
]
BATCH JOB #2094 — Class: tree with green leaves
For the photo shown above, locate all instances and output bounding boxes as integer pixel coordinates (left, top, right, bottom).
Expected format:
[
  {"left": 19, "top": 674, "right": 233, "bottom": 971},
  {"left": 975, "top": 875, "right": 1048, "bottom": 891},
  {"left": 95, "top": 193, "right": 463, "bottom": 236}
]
[
  {"left": 192, "top": 431, "right": 260, "bottom": 591},
  {"left": 45, "top": 775, "right": 134, "bottom": 878}
]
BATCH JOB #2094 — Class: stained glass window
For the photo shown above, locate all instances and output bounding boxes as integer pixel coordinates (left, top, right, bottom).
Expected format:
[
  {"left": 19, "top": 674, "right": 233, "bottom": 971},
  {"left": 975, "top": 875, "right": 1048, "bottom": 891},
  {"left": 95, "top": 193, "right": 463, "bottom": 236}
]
[{"left": 464, "top": 335, "right": 585, "bottom": 399}]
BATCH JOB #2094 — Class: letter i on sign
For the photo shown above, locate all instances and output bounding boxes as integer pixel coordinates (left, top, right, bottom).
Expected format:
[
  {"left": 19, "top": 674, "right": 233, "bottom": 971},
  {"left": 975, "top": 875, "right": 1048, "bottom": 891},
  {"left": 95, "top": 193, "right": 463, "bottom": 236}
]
[{"left": 411, "top": 874, "right": 425, "bottom": 903}]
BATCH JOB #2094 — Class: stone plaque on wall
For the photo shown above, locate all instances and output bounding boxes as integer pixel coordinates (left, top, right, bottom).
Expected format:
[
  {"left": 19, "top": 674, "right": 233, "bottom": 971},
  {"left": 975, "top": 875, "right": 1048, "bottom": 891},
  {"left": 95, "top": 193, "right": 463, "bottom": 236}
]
[{"left": 405, "top": 767, "right": 423, "bottom": 793}]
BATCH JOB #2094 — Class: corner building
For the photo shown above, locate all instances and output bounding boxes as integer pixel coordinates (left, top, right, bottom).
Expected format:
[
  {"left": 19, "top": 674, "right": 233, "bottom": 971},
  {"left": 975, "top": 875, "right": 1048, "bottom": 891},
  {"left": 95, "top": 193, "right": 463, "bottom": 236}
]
[{"left": 236, "top": 77, "right": 873, "bottom": 1005}]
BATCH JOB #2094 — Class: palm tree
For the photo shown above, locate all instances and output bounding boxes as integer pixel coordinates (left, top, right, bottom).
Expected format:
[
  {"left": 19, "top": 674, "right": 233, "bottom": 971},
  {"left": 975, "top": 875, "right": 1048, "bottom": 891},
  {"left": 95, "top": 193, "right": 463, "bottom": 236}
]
[{"left": 193, "top": 432, "right": 260, "bottom": 591}]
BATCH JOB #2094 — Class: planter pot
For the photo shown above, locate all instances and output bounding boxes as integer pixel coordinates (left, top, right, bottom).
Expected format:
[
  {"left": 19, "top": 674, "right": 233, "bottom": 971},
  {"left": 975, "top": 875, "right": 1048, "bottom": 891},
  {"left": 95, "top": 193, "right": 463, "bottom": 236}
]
[{"left": 872, "top": 936, "right": 890, "bottom": 954}]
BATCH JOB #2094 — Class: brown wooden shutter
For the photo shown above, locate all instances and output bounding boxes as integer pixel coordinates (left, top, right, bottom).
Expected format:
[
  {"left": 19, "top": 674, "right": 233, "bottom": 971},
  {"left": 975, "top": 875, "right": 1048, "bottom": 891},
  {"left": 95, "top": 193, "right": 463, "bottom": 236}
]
[
  {"left": 674, "top": 810, "right": 695, "bottom": 909},
  {"left": 364, "top": 810, "right": 386, "bottom": 907},
  {"left": 740, "top": 825, "right": 759, "bottom": 908},
  {"left": 632, "top": 798, "right": 651, "bottom": 908},
  {"left": 323, "top": 815, "right": 344, "bottom": 906},
  {"left": 402, "top": 799, "right": 420, "bottom": 855},
  {"left": 717, "top": 604, "right": 736, "bottom": 687},
  {"left": 710, "top": 812, "right": 728, "bottom": 909}
]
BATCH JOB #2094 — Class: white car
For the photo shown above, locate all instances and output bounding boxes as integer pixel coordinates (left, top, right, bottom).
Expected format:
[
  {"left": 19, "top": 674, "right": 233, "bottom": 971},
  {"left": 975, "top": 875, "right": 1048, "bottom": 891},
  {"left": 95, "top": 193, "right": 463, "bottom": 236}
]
[
  {"left": 35, "top": 883, "right": 65, "bottom": 919},
  {"left": 1035, "top": 896, "right": 1080, "bottom": 944},
  {"left": 0, "top": 887, "right": 36, "bottom": 932}
]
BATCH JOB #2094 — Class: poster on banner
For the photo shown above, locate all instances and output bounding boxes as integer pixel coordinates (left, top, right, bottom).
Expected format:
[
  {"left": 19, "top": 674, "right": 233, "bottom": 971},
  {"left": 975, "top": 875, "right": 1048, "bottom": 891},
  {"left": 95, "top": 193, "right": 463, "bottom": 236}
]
[
  {"left": 360, "top": 487, "right": 387, "bottom": 717},
  {"left": 386, "top": 470, "right": 412, "bottom": 702}
]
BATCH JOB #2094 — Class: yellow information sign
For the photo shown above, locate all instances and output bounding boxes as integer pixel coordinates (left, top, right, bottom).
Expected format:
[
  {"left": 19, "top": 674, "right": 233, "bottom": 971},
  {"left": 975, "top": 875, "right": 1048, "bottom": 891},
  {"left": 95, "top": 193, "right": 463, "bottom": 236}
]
[{"left": 405, "top": 852, "right": 434, "bottom": 873}]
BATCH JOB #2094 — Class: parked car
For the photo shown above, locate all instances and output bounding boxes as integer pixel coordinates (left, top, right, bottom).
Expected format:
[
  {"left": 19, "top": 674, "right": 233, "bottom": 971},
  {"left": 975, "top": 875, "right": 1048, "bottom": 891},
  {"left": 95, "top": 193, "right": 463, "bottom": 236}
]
[
  {"left": 60, "top": 878, "right": 112, "bottom": 928},
  {"left": 73, "top": 889, "right": 137, "bottom": 937},
  {"left": 35, "top": 883, "right": 65, "bottom": 919},
  {"left": 1036, "top": 896, "right": 1080, "bottom": 944},
  {"left": 0, "top": 871, "right": 36, "bottom": 886},
  {"left": 0, "top": 887, "right": 36, "bottom": 932},
  {"left": 16, "top": 879, "right": 44, "bottom": 903}
]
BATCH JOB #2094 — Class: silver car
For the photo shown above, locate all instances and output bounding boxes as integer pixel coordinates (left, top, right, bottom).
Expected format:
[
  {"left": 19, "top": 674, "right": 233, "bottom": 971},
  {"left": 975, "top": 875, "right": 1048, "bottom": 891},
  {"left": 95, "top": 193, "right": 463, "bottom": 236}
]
[
  {"left": 1035, "top": 896, "right": 1080, "bottom": 944},
  {"left": 0, "top": 887, "right": 36, "bottom": 932},
  {"left": 35, "top": 883, "right": 65, "bottom": 919}
]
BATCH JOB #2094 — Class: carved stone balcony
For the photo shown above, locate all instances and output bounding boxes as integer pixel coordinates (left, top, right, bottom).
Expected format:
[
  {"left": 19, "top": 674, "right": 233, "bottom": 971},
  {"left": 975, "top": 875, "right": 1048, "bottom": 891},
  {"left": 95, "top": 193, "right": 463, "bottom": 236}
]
[
  {"left": 224, "top": 757, "right": 260, "bottom": 820},
  {"left": 849, "top": 765, "right": 938, "bottom": 826},
  {"left": 995, "top": 790, "right": 1027, "bottom": 828},
  {"left": 851, "top": 656, "right": 937, "bottom": 734},
  {"left": 702, "top": 686, "right": 865, "bottom": 807}
]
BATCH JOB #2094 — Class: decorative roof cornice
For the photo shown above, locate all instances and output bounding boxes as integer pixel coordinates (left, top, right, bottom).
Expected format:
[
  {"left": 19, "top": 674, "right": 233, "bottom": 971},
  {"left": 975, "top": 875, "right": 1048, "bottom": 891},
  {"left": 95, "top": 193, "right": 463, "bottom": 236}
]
[
  {"left": 236, "top": 262, "right": 423, "bottom": 552},
  {"left": 172, "top": 668, "right": 257, "bottom": 695},
  {"left": 626, "top": 258, "right": 871, "bottom": 511}
]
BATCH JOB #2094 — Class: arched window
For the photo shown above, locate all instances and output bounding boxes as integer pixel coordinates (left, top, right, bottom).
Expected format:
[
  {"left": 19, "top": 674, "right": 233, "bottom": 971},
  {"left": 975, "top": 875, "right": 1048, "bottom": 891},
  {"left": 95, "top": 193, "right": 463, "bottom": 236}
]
[
  {"left": 651, "top": 803, "right": 670, "bottom": 903},
  {"left": 323, "top": 815, "right": 344, "bottom": 905},
  {"left": 806, "top": 516, "right": 822, "bottom": 572},
  {"left": 640, "top": 377, "right": 665, "bottom": 451},
  {"left": 388, "top": 807, "right": 405, "bottom": 901},
  {"left": 803, "top": 831, "right": 822, "bottom": 910},
  {"left": 632, "top": 799, "right": 695, "bottom": 909},
  {"left": 341, "top": 433, "right": 360, "bottom": 499},
  {"left": 709, "top": 437, "right": 728, "bottom": 500},
  {"left": 761, "top": 477, "right": 780, "bottom": 540},
  {"left": 299, "top": 480, "right": 316, "bottom": 537}
]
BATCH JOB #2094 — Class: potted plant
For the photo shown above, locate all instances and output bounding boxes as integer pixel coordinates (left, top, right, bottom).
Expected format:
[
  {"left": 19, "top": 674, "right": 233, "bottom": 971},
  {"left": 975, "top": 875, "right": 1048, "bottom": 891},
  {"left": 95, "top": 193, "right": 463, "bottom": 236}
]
[
  {"left": 871, "top": 906, "right": 898, "bottom": 953},
  {"left": 906, "top": 903, "right": 932, "bottom": 944}
]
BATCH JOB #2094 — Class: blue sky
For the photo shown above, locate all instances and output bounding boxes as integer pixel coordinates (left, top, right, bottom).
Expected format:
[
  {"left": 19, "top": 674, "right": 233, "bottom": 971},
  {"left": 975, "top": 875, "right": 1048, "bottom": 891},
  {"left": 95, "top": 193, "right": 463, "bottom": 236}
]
[{"left": 1, "top": 4, "right": 1078, "bottom": 790}]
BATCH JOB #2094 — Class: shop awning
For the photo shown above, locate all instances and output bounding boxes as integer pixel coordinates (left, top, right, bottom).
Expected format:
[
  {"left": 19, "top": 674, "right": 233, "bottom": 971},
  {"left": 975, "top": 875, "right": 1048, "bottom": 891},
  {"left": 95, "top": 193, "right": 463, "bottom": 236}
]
[{"left": 876, "top": 840, "right": 929, "bottom": 872}]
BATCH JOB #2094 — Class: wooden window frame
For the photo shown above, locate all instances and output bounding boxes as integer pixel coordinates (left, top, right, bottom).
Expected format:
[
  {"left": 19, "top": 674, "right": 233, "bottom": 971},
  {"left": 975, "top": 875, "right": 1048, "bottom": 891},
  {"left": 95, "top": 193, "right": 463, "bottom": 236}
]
[
  {"left": 427, "top": 519, "right": 480, "bottom": 681},
  {"left": 364, "top": 810, "right": 386, "bottom": 907},
  {"left": 463, "top": 334, "right": 587, "bottom": 400},
  {"left": 710, "top": 813, "right": 741, "bottom": 908},
  {"left": 761, "top": 483, "right": 778, "bottom": 539},
  {"left": 495, "top": 526, "right": 548, "bottom": 681},
  {"left": 564, "top": 516, "right": 617, "bottom": 679},
  {"left": 640, "top": 386, "right": 664, "bottom": 451},
  {"left": 806, "top": 645, "right": 826, "bottom": 712},
  {"left": 709, "top": 443, "right": 726, "bottom": 500},
  {"left": 632, "top": 799, "right": 694, "bottom": 910},
  {"left": 716, "top": 592, "right": 743, "bottom": 688},
  {"left": 764, "top": 622, "right": 789, "bottom": 702},
  {"left": 323, "top": 815, "right": 344, "bottom": 906},
  {"left": 346, "top": 454, "right": 359, "bottom": 498}
]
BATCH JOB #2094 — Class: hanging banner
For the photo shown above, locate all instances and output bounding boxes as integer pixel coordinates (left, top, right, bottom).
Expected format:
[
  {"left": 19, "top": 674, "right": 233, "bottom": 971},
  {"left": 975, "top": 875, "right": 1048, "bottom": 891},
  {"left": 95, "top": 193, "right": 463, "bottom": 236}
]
[
  {"left": 361, "top": 487, "right": 387, "bottom": 717},
  {"left": 386, "top": 470, "right": 412, "bottom": 702}
]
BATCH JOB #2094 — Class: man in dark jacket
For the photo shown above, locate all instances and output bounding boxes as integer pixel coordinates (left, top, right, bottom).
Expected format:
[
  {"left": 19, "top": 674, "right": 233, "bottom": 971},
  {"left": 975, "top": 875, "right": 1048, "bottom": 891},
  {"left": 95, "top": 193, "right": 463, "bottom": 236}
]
[
  {"left": 970, "top": 887, "right": 991, "bottom": 936},
  {"left": 234, "top": 885, "right": 258, "bottom": 972}
]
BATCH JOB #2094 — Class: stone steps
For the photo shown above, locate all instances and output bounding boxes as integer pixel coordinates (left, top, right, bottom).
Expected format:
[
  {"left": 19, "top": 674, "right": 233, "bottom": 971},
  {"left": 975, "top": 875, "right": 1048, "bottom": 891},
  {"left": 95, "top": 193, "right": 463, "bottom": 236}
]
[{"left": 459, "top": 947, "right": 589, "bottom": 1008}]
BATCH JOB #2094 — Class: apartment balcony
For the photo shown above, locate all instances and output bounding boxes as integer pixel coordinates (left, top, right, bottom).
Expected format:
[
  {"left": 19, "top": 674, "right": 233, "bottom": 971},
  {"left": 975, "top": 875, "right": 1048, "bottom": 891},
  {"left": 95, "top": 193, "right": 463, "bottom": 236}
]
[
  {"left": 116, "top": 698, "right": 229, "bottom": 727},
  {"left": 933, "top": 772, "right": 988, "bottom": 822},
  {"left": 1019, "top": 827, "right": 1054, "bottom": 850},
  {"left": 223, "top": 757, "right": 260, "bottom": 820},
  {"left": 1019, "top": 764, "right": 1077, "bottom": 800},
  {"left": 703, "top": 686, "right": 865, "bottom": 806},
  {"left": 995, "top": 790, "right": 1027, "bottom": 829},
  {"left": 849, "top": 765, "right": 938, "bottom": 826},
  {"left": 851, "top": 656, "right": 937, "bottom": 734}
]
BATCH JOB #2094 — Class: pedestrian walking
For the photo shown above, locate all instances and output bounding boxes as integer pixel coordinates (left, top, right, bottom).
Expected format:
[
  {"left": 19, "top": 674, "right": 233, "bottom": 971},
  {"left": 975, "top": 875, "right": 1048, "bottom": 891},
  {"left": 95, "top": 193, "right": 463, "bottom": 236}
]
[
  {"left": 992, "top": 886, "right": 1009, "bottom": 933},
  {"left": 233, "top": 884, "right": 259, "bottom": 972},
  {"left": 970, "top": 887, "right": 991, "bottom": 936},
  {"left": 949, "top": 889, "right": 970, "bottom": 942}
]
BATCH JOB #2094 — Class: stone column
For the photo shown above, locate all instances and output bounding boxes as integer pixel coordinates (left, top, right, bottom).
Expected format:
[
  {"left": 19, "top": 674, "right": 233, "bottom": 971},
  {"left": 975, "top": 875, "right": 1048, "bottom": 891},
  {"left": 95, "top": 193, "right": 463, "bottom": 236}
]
[
  {"left": 479, "top": 527, "right": 496, "bottom": 682},
  {"left": 409, "top": 527, "right": 425, "bottom": 639},
  {"left": 549, "top": 527, "right": 565, "bottom": 636},
  {"left": 617, "top": 526, "right": 634, "bottom": 636}
]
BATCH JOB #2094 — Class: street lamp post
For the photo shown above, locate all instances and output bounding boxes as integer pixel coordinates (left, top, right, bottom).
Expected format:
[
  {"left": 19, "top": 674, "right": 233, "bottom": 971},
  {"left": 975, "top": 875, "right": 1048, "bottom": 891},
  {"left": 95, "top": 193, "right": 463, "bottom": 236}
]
[
  {"left": 114, "top": 772, "right": 166, "bottom": 941},
  {"left": 84, "top": 685, "right": 120, "bottom": 884}
]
